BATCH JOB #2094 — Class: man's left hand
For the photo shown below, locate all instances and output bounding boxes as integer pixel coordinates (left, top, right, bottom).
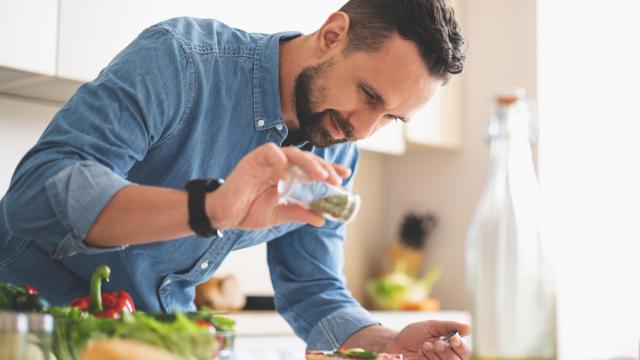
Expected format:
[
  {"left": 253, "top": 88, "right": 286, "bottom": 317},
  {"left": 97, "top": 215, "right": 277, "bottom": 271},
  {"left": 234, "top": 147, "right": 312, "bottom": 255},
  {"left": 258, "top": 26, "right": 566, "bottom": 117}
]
[{"left": 382, "top": 320, "right": 471, "bottom": 360}]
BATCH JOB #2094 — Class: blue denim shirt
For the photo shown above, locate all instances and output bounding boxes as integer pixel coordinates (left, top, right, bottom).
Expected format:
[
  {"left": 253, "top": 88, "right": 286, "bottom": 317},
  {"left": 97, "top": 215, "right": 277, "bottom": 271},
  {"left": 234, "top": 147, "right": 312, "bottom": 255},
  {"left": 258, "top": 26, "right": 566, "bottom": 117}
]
[{"left": 0, "top": 17, "right": 378, "bottom": 350}]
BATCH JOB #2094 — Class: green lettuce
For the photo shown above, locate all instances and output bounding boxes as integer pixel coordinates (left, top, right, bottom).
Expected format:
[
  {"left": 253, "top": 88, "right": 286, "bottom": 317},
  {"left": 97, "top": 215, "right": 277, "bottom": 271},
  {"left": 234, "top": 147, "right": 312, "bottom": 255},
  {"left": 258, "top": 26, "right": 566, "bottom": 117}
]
[{"left": 50, "top": 307, "right": 217, "bottom": 360}]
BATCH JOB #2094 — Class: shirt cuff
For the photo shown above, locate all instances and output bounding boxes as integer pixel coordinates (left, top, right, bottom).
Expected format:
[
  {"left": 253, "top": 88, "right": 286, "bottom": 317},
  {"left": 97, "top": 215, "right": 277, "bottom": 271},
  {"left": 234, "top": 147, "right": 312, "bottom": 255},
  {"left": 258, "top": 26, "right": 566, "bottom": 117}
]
[
  {"left": 45, "top": 160, "right": 133, "bottom": 258},
  {"left": 306, "top": 306, "right": 380, "bottom": 351}
]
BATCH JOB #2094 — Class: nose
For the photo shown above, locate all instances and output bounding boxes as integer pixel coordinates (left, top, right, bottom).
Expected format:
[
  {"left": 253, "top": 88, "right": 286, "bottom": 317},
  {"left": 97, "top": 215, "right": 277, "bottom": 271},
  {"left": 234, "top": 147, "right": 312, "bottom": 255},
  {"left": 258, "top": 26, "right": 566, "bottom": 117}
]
[{"left": 351, "top": 109, "right": 389, "bottom": 139}]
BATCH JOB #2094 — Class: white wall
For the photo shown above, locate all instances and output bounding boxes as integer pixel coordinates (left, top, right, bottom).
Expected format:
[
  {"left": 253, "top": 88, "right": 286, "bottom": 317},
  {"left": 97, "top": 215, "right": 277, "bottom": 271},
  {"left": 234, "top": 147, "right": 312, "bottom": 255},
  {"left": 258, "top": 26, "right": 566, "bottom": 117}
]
[{"left": 538, "top": 1, "right": 640, "bottom": 358}]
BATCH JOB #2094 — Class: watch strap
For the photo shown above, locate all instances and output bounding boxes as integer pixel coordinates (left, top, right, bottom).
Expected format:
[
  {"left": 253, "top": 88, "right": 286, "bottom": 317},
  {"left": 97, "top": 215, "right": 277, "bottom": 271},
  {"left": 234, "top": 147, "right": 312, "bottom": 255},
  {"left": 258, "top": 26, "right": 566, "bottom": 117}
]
[{"left": 185, "top": 178, "right": 224, "bottom": 238}]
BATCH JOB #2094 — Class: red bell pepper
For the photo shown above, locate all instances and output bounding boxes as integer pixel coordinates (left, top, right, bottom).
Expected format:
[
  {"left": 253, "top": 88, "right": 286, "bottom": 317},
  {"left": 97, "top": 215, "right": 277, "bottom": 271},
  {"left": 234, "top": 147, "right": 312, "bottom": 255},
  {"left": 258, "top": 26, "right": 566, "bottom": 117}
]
[
  {"left": 23, "top": 285, "right": 39, "bottom": 295},
  {"left": 195, "top": 319, "right": 216, "bottom": 334},
  {"left": 70, "top": 265, "right": 136, "bottom": 318}
]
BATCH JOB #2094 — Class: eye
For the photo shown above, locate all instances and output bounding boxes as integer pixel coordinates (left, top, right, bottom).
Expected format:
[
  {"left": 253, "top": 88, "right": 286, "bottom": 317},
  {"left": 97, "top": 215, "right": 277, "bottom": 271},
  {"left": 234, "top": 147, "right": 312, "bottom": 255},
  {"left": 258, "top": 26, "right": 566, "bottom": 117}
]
[{"left": 361, "top": 87, "right": 377, "bottom": 105}]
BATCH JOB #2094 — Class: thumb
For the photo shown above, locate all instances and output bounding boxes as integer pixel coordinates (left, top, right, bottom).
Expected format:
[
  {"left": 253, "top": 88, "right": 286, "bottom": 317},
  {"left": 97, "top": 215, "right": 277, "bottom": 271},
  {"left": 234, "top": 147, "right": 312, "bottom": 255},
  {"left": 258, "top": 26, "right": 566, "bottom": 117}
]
[
  {"left": 273, "top": 203, "right": 325, "bottom": 227},
  {"left": 421, "top": 320, "right": 471, "bottom": 338}
]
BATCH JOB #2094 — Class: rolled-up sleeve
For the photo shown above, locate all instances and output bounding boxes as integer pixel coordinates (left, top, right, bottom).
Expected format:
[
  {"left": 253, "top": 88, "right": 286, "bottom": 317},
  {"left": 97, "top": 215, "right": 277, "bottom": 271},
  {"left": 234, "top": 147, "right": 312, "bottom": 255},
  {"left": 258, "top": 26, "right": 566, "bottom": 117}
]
[
  {"left": 44, "top": 161, "right": 132, "bottom": 257},
  {"left": 267, "top": 145, "right": 380, "bottom": 350},
  {"left": 3, "top": 25, "right": 191, "bottom": 257}
]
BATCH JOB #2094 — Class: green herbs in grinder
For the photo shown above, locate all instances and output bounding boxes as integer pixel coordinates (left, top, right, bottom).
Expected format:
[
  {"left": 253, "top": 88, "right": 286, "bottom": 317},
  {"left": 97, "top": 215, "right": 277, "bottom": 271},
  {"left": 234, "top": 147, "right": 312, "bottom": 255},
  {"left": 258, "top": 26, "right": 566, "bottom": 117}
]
[
  {"left": 278, "top": 166, "right": 361, "bottom": 223},
  {"left": 310, "top": 194, "right": 358, "bottom": 222}
]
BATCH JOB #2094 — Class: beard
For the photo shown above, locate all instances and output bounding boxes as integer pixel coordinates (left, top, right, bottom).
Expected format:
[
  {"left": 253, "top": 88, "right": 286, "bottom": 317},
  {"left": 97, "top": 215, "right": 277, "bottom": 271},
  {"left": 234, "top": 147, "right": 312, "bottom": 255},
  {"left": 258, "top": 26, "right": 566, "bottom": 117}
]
[{"left": 293, "top": 59, "right": 355, "bottom": 148}]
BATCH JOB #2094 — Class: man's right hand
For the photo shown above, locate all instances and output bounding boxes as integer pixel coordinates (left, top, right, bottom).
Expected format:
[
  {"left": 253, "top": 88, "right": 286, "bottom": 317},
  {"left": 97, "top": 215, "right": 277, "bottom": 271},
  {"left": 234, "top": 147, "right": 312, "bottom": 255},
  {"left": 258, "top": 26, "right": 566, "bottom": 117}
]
[{"left": 206, "top": 143, "right": 351, "bottom": 230}]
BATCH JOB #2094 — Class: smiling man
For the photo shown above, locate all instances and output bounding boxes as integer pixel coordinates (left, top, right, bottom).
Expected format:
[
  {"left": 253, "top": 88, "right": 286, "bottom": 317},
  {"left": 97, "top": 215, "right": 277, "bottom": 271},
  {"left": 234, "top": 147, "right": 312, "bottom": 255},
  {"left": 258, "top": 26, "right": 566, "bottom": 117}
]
[{"left": 0, "top": 0, "right": 467, "bottom": 359}]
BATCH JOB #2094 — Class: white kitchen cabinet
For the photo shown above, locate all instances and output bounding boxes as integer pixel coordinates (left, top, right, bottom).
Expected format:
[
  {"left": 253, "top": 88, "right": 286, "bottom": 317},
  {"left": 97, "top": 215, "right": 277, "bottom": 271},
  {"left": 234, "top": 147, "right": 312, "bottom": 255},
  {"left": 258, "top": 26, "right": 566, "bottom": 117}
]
[
  {"left": 405, "top": 76, "right": 462, "bottom": 150},
  {"left": 0, "top": 0, "right": 58, "bottom": 76},
  {"left": 358, "top": 123, "right": 406, "bottom": 155},
  {"left": 359, "top": 75, "right": 462, "bottom": 155},
  {"left": 57, "top": 0, "right": 345, "bottom": 81},
  {"left": 0, "top": 0, "right": 79, "bottom": 103},
  {"left": 405, "top": 0, "right": 463, "bottom": 151}
]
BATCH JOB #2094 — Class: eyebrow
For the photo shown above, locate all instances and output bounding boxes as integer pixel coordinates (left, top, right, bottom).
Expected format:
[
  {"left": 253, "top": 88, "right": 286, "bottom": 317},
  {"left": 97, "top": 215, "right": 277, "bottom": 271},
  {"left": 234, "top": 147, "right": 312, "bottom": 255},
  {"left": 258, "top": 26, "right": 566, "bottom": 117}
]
[{"left": 359, "top": 82, "right": 409, "bottom": 123}]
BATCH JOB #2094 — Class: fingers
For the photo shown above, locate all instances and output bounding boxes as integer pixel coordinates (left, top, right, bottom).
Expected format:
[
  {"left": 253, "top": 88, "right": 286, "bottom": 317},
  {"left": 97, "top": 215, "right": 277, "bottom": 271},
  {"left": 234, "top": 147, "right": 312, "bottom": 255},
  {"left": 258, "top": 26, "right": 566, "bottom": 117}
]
[
  {"left": 419, "top": 342, "right": 439, "bottom": 360},
  {"left": 253, "top": 143, "right": 289, "bottom": 173},
  {"left": 281, "top": 147, "right": 330, "bottom": 181},
  {"left": 332, "top": 163, "right": 352, "bottom": 178},
  {"left": 420, "top": 320, "right": 471, "bottom": 338},
  {"left": 316, "top": 160, "right": 343, "bottom": 186},
  {"left": 281, "top": 147, "right": 350, "bottom": 186},
  {"left": 449, "top": 334, "right": 471, "bottom": 359},
  {"left": 421, "top": 340, "right": 465, "bottom": 360},
  {"left": 411, "top": 320, "right": 471, "bottom": 360}
]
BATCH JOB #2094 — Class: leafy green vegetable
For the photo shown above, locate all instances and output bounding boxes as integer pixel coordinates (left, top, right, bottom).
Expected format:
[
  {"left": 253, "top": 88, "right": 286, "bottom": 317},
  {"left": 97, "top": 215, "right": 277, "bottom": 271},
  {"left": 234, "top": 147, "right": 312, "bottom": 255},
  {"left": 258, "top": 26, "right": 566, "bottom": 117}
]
[
  {"left": 0, "top": 282, "right": 49, "bottom": 312},
  {"left": 367, "top": 262, "right": 442, "bottom": 310},
  {"left": 149, "top": 307, "right": 236, "bottom": 333},
  {"left": 50, "top": 307, "right": 217, "bottom": 360},
  {"left": 190, "top": 307, "right": 236, "bottom": 333},
  {"left": 334, "top": 348, "right": 379, "bottom": 359}
]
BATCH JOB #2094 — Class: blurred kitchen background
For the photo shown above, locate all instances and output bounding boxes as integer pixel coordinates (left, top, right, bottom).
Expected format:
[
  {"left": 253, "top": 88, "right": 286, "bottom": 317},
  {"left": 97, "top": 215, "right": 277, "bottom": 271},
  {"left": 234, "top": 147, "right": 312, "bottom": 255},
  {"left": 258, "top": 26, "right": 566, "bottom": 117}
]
[{"left": 1, "top": 1, "right": 639, "bottom": 359}]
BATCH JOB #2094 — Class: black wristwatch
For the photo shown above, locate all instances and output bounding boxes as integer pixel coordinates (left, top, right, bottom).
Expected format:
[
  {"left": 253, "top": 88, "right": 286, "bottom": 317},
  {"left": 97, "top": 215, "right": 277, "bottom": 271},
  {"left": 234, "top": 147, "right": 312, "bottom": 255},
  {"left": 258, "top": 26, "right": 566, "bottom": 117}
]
[{"left": 184, "top": 178, "right": 224, "bottom": 238}]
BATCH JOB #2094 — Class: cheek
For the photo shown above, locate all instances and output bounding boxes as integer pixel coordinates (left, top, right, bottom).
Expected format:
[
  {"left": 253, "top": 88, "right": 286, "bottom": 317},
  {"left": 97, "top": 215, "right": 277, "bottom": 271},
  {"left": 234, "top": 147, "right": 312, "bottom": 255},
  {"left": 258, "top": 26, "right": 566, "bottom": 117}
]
[{"left": 322, "top": 86, "right": 360, "bottom": 112}]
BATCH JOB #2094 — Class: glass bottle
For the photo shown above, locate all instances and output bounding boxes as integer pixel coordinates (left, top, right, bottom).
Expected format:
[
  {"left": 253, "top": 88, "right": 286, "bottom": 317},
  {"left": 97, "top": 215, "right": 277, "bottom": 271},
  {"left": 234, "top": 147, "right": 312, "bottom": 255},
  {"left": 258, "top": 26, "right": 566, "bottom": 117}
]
[
  {"left": 465, "top": 90, "right": 556, "bottom": 360},
  {"left": 278, "top": 166, "right": 361, "bottom": 223},
  {"left": 0, "top": 312, "right": 28, "bottom": 360},
  {"left": 26, "top": 313, "right": 54, "bottom": 360}
]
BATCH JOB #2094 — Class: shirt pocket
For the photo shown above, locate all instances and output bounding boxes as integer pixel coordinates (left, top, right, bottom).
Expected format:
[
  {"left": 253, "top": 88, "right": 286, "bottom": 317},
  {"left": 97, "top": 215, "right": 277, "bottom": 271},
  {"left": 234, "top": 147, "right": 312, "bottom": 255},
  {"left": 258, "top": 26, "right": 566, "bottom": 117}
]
[{"left": 158, "top": 231, "right": 240, "bottom": 312}]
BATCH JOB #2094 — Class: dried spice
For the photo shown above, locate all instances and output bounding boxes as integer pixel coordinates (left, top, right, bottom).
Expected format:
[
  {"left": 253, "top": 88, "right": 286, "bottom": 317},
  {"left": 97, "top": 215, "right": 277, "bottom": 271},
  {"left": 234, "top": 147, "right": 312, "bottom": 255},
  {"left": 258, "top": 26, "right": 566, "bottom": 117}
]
[
  {"left": 310, "top": 194, "right": 357, "bottom": 222},
  {"left": 278, "top": 166, "right": 361, "bottom": 223}
]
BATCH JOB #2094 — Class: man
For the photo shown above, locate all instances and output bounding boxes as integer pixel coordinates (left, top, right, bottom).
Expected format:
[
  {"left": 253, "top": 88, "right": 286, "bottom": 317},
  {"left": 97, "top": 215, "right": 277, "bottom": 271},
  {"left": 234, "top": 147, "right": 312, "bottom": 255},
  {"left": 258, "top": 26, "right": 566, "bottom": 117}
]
[{"left": 0, "top": 0, "right": 469, "bottom": 358}]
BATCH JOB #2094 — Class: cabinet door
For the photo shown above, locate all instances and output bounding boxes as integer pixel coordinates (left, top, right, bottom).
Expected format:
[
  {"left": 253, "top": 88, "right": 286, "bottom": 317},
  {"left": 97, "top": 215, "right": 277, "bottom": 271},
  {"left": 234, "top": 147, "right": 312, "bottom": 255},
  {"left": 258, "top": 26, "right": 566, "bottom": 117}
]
[
  {"left": 0, "top": 0, "right": 58, "bottom": 75},
  {"left": 404, "top": 0, "right": 463, "bottom": 150},
  {"left": 405, "top": 78, "right": 461, "bottom": 149},
  {"left": 358, "top": 124, "right": 406, "bottom": 155},
  {"left": 57, "top": 0, "right": 344, "bottom": 81}
]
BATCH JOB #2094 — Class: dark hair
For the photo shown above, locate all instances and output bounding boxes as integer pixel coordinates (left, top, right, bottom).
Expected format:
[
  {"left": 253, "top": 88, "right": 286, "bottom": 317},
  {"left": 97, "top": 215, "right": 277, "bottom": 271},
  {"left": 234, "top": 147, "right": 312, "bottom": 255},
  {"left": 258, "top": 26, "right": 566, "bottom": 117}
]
[{"left": 339, "top": 0, "right": 465, "bottom": 82}]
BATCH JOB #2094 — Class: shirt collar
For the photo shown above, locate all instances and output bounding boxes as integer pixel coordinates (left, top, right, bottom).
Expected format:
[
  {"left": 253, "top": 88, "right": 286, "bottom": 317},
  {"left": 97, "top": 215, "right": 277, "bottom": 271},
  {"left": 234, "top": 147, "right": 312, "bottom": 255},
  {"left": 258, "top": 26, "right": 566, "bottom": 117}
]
[{"left": 253, "top": 31, "right": 301, "bottom": 132}]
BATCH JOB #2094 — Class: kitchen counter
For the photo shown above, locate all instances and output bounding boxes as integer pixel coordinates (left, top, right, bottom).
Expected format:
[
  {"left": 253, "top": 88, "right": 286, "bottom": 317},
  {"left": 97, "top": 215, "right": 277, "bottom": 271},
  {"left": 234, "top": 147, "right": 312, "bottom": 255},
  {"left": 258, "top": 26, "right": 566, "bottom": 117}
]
[{"left": 228, "top": 310, "right": 470, "bottom": 357}]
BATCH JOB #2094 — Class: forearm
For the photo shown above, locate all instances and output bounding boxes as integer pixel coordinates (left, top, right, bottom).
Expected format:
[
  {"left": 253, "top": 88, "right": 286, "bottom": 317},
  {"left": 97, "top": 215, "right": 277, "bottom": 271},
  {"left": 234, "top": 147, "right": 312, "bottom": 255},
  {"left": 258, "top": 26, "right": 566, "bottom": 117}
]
[
  {"left": 340, "top": 325, "right": 397, "bottom": 351},
  {"left": 86, "top": 185, "right": 226, "bottom": 247},
  {"left": 85, "top": 185, "right": 190, "bottom": 246}
]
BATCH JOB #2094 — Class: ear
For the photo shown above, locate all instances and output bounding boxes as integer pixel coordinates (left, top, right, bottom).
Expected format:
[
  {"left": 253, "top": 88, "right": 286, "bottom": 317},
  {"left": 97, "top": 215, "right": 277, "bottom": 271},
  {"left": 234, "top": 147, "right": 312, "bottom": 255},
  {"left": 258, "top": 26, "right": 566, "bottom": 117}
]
[{"left": 313, "top": 12, "right": 350, "bottom": 58}]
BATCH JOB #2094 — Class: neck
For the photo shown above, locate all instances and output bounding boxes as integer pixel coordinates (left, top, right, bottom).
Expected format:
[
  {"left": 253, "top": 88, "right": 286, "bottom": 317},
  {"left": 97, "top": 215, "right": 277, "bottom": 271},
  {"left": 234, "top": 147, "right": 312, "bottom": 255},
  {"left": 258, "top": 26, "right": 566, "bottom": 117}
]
[{"left": 279, "top": 34, "right": 314, "bottom": 133}]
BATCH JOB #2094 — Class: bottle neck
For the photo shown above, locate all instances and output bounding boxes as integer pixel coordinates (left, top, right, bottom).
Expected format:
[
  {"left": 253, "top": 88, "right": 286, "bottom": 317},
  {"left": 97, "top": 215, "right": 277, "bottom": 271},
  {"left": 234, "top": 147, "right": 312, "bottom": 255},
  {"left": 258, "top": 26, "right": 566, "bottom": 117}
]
[{"left": 487, "top": 101, "right": 537, "bottom": 181}]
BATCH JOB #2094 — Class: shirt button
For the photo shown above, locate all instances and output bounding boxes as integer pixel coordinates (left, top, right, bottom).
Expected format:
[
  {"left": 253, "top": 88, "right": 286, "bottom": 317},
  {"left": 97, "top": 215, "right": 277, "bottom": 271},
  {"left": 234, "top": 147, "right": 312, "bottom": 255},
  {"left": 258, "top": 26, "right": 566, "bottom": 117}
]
[
  {"left": 257, "top": 119, "right": 265, "bottom": 127},
  {"left": 200, "top": 261, "right": 209, "bottom": 270},
  {"left": 275, "top": 124, "right": 283, "bottom": 131}
]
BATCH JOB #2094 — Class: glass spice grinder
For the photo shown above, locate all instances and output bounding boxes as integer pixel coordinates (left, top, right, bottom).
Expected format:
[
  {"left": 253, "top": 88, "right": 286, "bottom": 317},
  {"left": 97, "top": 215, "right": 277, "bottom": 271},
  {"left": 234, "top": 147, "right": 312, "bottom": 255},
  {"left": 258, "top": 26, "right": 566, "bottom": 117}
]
[{"left": 277, "top": 166, "right": 361, "bottom": 223}]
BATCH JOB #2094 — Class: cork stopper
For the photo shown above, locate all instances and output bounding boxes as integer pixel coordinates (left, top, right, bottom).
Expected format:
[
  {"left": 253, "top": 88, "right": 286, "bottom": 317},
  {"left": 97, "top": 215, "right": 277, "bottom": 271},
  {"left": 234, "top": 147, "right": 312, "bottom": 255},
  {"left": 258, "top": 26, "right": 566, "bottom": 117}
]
[
  {"left": 496, "top": 87, "right": 526, "bottom": 105},
  {"left": 496, "top": 95, "right": 519, "bottom": 105}
]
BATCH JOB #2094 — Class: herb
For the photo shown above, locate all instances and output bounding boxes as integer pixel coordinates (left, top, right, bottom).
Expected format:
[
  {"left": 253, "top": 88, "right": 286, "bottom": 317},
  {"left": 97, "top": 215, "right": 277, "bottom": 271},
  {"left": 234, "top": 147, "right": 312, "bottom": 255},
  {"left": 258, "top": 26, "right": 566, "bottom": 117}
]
[{"left": 310, "top": 194, "right": 356, "bottom": 222}]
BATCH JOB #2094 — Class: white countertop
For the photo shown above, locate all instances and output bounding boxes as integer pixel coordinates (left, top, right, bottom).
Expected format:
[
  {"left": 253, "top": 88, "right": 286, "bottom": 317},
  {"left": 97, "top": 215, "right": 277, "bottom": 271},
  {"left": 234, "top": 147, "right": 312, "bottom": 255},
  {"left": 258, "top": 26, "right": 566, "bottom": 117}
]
[
  {"left": 227, "top": 310, "right": 471, "bottom": 357},
  {"left": 230, "top": 310, "right": 470, "bottom": 337}
]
